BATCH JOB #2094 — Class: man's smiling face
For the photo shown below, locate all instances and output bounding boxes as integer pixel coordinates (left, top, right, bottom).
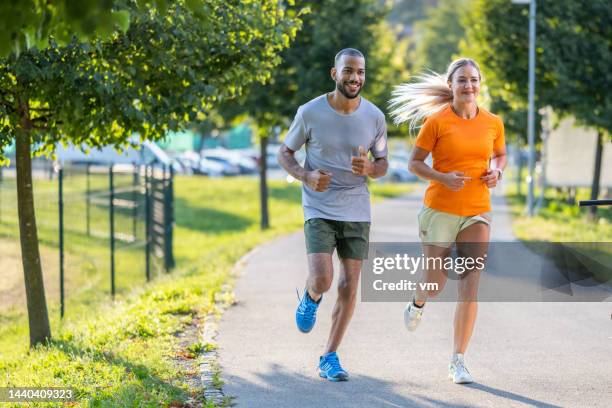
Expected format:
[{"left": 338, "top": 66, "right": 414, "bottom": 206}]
[{"left": 332, "top": 55, "right": 366, "bottom": 99}]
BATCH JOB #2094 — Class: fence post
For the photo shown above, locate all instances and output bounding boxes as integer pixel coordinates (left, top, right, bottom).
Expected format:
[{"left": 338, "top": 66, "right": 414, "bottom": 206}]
[
  {"left": 0, "top": 165, "right": 3, "bottom": 224},
  {"left": 86, "top": 164, "right": 91, "bottom": 236},
  {"left": 59, "top": 167, "right": 65, "bottom": 318},
  {"left": 162, "top": 165, "right": 169, "bottom": 273},
  {"left": 132, "top": 164, "right": 138, "bottom": 241},
  {"left": 145, "top": 165, "right": 151, "bottom": 282},
  {"left": 109, "top": 165, "right": 115, "bottom": 298},
  {"left": 166, "top": 165, "right": 175, "bottom": 271}
]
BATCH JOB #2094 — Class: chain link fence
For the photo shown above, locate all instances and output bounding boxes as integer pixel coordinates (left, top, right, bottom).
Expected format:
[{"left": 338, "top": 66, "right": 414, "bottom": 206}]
[{"left": 0, "top": 160, "right": 174, "bottom": 317}]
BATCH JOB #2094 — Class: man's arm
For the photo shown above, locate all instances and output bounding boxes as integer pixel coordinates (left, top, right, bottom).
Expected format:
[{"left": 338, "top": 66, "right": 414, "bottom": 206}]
[
  {"left": 369, "top": 157, "right": 389, "bottom": 178},
  {"left": 277, "top": 144, "right": 331, "bottom": 192}
]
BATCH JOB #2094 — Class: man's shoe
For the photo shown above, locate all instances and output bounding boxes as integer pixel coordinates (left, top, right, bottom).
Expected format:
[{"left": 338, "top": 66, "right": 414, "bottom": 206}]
[
  {"left": 404, "top": 301, "right": 424, "bottom": 332},
  {"left": 319, "top": 352, "right": 349, "bottom": 382},
  {"left": 449, "top": 354, "right": 474, "bottom": 384},
  {"left": 295, "top": 289, "right": 321, "bottom": 333}
]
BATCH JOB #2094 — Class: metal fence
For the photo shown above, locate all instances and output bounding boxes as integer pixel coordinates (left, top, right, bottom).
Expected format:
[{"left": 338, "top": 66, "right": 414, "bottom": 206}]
[{"left": 0, "top": 160, "right": 174, "bottom": 317}]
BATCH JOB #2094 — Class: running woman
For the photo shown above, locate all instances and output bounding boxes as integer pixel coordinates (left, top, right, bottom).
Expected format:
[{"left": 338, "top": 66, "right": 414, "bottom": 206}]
[
  {"left": 278, "top": 48, "right": 388, "bottom": 382},
  {"left": 389, "top": 58, "right": 507, "bottom": 384}
]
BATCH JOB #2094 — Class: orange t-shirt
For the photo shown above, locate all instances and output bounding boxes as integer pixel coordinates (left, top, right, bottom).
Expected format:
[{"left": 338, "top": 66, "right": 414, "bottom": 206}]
[{"left": 415, "top": 105, "right": 505, "bottom": 216}]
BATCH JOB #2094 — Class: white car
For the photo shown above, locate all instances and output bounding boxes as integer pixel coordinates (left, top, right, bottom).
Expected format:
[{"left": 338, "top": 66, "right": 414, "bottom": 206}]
[
  {"left": 204, "top": 148, "right": 257, "bottom": 174},
  {"left": 197, "top": 158, "right": 226, "bottom": 177}
]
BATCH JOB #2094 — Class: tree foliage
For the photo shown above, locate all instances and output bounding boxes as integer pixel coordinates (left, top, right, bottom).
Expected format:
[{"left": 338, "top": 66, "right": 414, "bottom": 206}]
[
  {"left": 412, "top": 0, "right": 467, "bottom": 74},
  {"left": 387, "top": 0, "right": 433, "bottom": 31},
  {"left": 463, "top": 0, "right": 611, "bottom": 136},
  {"left": 0, "top": 1, "right": 299, "bottom": 161},
  {"left": 0, "top": 0, "right": 299, "bottom": 346},
  {"left": 223, "top": 0, "right": 410, "bottom": 134}
]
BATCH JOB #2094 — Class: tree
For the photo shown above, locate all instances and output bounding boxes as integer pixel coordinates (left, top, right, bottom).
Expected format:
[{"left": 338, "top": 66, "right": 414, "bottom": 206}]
[
  {"left": 0, "top": 0, "right": 299, "bottom": 347},
  {"left": 463, "top": 0, "right": 611, "bottom": 213},
  {"left": 221, "top": 0, "right": 410, "bottom": 228},
  {"left": 386, "top": 0, "right": 435, "bottom": 34},
  {"left": 412, "top": 0, "right": 467, "bottom": 74}
]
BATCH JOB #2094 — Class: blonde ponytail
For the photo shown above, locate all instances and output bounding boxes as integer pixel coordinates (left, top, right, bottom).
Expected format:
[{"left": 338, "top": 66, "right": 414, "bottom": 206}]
[
  {"left": 389, "top": 72, "right": 452, "bottom": 131},
  {"left": 389, "top": 58, "right": 482, "bottom": 131}
]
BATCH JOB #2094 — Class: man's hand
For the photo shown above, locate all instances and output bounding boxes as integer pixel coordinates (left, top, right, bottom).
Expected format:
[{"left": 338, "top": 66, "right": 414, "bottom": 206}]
[
  {"left": 305, "top": 169, "right": 332, "bottom": 192},
  {"left": 480, "top": 169, "right": 500, "bottom": 188},
  {"left": 442, "top": 171, "right": 472, "bottom": 192},
  {"left": 351, "top": 146, "right": 373, "bottom": 176}
]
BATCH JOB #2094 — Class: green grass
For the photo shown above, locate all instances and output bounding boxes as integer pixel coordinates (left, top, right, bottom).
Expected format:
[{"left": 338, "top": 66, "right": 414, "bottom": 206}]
[
  {"left": 0, "top": 171, "right": 161, "bottom": 319},
  {"left": 0, "top": 175, "right": 412, "bottom": 407},
  {"left": 504, "top": 167, "right": 612, "bottom": 242},
  {"left": 504, "top": 167, "right": 611, "bottom": 283}
]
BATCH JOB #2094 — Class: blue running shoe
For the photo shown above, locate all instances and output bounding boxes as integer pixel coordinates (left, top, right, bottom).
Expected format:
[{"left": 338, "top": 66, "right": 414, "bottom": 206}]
[
  {"left": 295, "top": 289, "right": 321, "bottom": 333},
  {"left": 319, "top": 351, "right": 349, "bottom": 382}
]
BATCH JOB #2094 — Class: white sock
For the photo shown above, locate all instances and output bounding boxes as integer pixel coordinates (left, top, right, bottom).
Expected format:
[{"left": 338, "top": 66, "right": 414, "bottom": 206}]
[{"left": 452, "top": 353, "right": 464, "bottom": 362}]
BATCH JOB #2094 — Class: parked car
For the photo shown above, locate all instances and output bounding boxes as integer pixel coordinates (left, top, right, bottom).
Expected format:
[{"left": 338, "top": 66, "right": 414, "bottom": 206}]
[
  {"left": 385, "top": 159, "right": 417, "bottom": 183},
  {"left": 264, "top": 143, "right": 305, "bottom": 169},
  {"left": 197, "top": 158, "right": 227, "bottom": 177},
  {"left": 201, "top": 153, "right": 241, "bottom": 176},
  {"left": 204, "top": 148, "right": 258, "bottom": 174},
  {"left": 173, "top": 151, "right": 224, "bottom": 177},
  {"left": 54, "top": 137, "right": 173, "bottom": 167}
]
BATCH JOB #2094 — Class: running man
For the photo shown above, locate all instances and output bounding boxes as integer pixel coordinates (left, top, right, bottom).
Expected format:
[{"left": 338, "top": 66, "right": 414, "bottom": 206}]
[
  {"left": 278, "top": 48, "right": 388, "bottom": 382},
  {"left": 390, "top": 58, "right": 506, "bottom": 384}
]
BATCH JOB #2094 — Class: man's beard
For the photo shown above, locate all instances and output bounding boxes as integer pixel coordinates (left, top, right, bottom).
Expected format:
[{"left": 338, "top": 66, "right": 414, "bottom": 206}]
[{"left": 336, "top": 81, "right": 362, "bottom": 99}]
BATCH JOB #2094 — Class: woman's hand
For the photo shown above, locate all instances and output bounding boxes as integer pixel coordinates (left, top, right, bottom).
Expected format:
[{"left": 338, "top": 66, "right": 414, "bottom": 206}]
[
  {"left": 480, "top": 169, "right": 500, "bottom": 188},
  {"left": 442, "top": 171, "right": 472, "bottom": 191}
]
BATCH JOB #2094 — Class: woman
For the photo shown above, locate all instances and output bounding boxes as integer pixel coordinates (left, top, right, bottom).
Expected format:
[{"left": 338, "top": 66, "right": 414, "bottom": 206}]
[{"left": 389, "top": 58, "right": 506, "bottom": 384}]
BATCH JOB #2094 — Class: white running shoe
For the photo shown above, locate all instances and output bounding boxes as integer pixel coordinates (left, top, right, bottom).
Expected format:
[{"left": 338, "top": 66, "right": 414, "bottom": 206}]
[
  {"left": 448, "top": 354, "right": 474, "bottom": 384},
  {"left": 403, "top": 302, "right": 424, "bottom": 331}
]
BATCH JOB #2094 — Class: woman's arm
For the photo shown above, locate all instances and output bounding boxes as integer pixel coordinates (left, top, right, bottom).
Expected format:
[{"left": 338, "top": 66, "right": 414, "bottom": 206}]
[
  {"left": 409, "top": 147, "right": 471, "bottom": 192},
  {"left": 481, "top": 147, "right": 507, "bottom": 188}
]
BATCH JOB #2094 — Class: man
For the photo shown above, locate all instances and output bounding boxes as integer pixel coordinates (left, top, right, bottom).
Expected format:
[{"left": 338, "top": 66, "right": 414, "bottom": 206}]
[{"left": 278, "top": 48, "right": 388, "bottom": 382}]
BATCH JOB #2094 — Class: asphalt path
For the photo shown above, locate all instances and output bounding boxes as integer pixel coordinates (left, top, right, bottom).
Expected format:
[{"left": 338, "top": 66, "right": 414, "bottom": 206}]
[{"left": 217, "top": 185, "right": 612, "bottom": 407}]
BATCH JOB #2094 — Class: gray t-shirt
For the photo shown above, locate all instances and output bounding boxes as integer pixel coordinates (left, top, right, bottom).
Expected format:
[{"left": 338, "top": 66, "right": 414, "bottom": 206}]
[{"left": 283, "top": 94, "right": 388, "bottom": 222}]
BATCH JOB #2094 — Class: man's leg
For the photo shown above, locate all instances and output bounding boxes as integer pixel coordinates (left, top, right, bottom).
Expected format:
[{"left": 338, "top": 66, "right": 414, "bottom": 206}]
[
  {"left": 324, "top": 257, "right": 361, "bottom": 353},
  {"left": 306, "top": 253, "right": 334, "bottom": 302},
  {"left": 317, "top": 222, "right": 367, "bottom": 382},
  {"left": 296, "top": 219, "right": 336, "bottom": 333},
  {"left": 295, "top": 254, "right": 332, "bottom": 333}
]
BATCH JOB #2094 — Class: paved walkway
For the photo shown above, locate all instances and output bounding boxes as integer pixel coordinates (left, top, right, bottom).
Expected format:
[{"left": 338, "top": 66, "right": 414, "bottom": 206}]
[{"left": 217, "top": 185, "right": 612, "bottom": 407}]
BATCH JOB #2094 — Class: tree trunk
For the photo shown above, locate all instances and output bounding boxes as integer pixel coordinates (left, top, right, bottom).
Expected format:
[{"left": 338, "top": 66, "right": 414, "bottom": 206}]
[
  {"left": 588, "top": 130, "right": 604, "bottom": 220},
  {"left": 15, "top": 126, "right": 51, "bottom": 347},
  {"left": 259, "top": 135, "right": 270, "bottom": 230}
]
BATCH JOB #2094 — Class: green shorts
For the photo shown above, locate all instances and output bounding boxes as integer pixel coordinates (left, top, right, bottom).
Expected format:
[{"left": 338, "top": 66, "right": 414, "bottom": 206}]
[
  {"left": 418, "top": 206, "right": 491, "bottom": 248},
  {"left": 304, "top": 218, "right": 371, "bottom": 260}
]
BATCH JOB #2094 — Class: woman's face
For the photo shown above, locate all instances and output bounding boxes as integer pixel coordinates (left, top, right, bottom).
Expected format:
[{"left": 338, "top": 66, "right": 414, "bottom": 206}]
[{"left": 448, "top": 65, "right": 480, "bottom": 104}]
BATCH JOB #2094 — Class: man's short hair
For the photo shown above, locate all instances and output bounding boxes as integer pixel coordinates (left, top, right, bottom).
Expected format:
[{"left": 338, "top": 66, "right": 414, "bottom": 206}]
[{"left": 334, "top": 48, "right": 365, "bottom": 67}]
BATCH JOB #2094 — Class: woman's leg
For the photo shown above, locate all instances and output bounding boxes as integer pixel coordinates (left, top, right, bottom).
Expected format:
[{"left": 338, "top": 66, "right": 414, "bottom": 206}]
[
  {"left": 414, "top": 244, "right": 451, "bottom": 306},
  {"left": 453, "top": 221, "right": 490, "bottom": 354}
]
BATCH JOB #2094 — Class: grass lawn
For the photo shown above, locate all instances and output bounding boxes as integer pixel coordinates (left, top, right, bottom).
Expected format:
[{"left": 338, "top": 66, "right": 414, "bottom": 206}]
[
  {"left": 504, "top": 169, "right": 611, "bottom": 284},
  {"left": 504, "top": 169, "right": 612, "bottom": 242},
  {"left": 0, "top": 175, "right": 413, "bottom": 407}
]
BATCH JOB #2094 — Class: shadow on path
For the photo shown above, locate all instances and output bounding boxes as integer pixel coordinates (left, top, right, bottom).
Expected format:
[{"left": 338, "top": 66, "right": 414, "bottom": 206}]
[
  {"left": 224, "top": 363, "right": 562, "bottom": 408},
  {"left": 465, "top": 383, "right": 562, "bottom": 408}
]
